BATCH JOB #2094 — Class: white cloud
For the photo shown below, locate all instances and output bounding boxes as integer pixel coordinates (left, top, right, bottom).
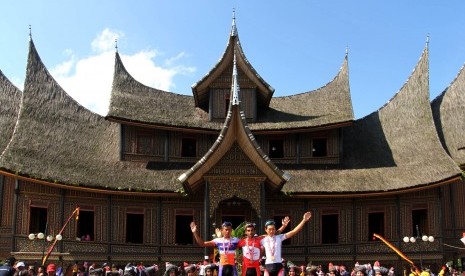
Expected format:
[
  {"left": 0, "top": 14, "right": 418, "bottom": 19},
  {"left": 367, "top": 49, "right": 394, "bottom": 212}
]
[
  {"left": 52, "top": 51, "right": 114, "bottom": 115},
  {"left": 165, "top": 52, "right": 186, "bottom": 66},
  {"left": 52, "top": 54, "right": 75, "bottom": 76},
  {"left": 51, "top": 28, "right": 196, "bottom": 116},
  {"left": 91, "top": 28, "right": 123, "bottom": 53}
]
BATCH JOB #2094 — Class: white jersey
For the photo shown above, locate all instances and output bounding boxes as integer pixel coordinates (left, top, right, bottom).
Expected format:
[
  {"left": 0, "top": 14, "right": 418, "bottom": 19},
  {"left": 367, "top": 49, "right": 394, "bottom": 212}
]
[{"left": 260, "top": 234, "right": 288, "bottom": 264}]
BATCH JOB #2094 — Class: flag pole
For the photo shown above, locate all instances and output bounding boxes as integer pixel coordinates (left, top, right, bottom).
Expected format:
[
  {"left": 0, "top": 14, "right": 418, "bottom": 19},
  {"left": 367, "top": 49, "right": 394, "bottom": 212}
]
[{"left": 42, "top": 207, "right": 80, "bottom": 265}]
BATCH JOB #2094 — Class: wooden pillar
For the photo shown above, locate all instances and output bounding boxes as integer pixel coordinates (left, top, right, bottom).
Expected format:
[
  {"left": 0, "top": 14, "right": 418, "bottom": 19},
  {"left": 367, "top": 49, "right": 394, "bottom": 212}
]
[
  {"left": 108, "top": 195, "right": 112, "bottom": 260},
  {"left": 59, "top": 189, "right": 65, "bottom": 254},
  {"left": 157, "top": 197, "right": 162, "bottom": 259},
  {"left": 439, "top": 186, "right": 446, "bottom": 264},
  {"left": 259, "top": 181, "right": 266, "bottom": 236},
  {"left": 0, "top": 175, "right": 4, "bottom": 223},
  {"left": 396, "top": 195, "right": 402, "bottom": 267},
  {"left": 352, "top": 198, "right": 357, "bottom": 262},
  {"left": 11, "top": 179, "right": 19, "bottom": 252}
]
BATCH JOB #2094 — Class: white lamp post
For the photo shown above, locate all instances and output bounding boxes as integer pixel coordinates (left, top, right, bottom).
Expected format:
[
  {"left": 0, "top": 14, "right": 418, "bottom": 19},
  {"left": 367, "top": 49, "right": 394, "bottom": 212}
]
[
  {"left": 403, "top": 225, "right": 434, "bottom": 269},
  {"left": 28, "top": 229, "right": 63, "bottom": 261},
  {"left": 28, "top": 230, "right": 47, "bottom": 261}
]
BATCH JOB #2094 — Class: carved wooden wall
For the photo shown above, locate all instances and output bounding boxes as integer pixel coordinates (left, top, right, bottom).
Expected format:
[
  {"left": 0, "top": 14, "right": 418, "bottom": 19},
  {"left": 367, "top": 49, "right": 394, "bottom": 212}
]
[
  {"left": 255, "top": 129, "right": 341, "bottom": 165},
  {"left": 210, "top": 88, "right": 256, "bottom": 121},
  {"left": 1, "top": 174, "right": 460, "bottom": 269},
  {"left": 122, "top": 125, "right": 218, "bottom": 162},
  {"left": 209, "top": 63, "right": 257, "bottom": 121},
  {"left": 205, "top": 143, "right": 265, "bottom": 217}
]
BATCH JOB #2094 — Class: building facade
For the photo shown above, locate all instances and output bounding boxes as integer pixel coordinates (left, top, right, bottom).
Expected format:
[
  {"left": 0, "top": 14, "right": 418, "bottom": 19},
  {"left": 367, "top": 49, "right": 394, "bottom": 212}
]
[{"left": 0, "top": 17, "right": 465, "bottom": 272}]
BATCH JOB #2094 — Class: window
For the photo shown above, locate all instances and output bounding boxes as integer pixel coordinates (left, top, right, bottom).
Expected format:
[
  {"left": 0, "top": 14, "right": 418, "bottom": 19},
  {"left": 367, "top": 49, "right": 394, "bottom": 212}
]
[
  {"left": 412, "top": 209, "right": 428, "bottom": 236},
  {"left": 126, "top": 213, "right": 144, "bottom": 244},
  {"left": 136, "top": 134, "right": 152, "bottom": 154},
  {"left": 269, "top": 140, "right": 284, "bottom": 158},
  {"left": 176, "top": 215, "right": 194, "bottom": 245},
  {"left": 312, "top": 138, "right": 327, "bottom": 157},
  {"left": 368, "top": 212, "right": 384, "bottom": 241},
  {"left": 181, "top": 138, "right": 197, "bottom": 157},
  {"left": 322, "top": 214, "right": 339, "bottom": 244},
  {"left": 273, "top": 216, "right": 291, "bottom": 245},
  {"left": 77, "top": 210, "right": 94, "bottom": 241},
  {"left": 29, "top": 206, "right": 47, "bottom": 233}
]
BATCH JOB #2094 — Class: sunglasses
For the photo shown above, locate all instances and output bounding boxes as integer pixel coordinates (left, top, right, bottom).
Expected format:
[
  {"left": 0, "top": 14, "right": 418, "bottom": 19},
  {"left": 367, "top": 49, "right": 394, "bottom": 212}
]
[{"left": 222, "top": 221, "right": 232, "bottom": 227}]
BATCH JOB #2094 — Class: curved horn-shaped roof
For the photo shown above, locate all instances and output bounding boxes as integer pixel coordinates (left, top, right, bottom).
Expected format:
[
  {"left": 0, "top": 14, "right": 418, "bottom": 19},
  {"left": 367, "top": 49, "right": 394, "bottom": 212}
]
[
  {"left": 0, "top": 69, "right": 22, "bottom": 155},
  {"left": 255, "top": 54, "right": 354, "bottom": 130},
  {"left": 431, "top": 62, "right": 465, "bottom": 168},
  {"left": 281, "top": 45, "right": 462, "bottom": 195},
  {"left": 107, "top": 52, "right": 216, "bottom": 129},
  {"left": 107, "top": 51, "right": 352, "bottom": 131},
  {"left": 179, "top": 55, "right": 289, "bottom": 193},
  {"left": 0, "top": 39, "right": 183, "bottom": 193},
  {"left": 191, "top": 17, "right": 274, "bottom": 111},
  {"left": 106, "top": 11, "right": 352, "bottom": 132}
]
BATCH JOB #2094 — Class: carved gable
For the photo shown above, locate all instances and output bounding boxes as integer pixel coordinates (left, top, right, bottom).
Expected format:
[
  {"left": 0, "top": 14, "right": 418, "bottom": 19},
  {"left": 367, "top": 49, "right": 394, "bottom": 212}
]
[
  {"left": 209, "top": 65, "right": 257, "bottom": 122},
  {"left": 205, "top": 143, "right": 265, "bottom": 217},
  {"left": 205, "top": 142, "right": 264, "bottom": 177}
]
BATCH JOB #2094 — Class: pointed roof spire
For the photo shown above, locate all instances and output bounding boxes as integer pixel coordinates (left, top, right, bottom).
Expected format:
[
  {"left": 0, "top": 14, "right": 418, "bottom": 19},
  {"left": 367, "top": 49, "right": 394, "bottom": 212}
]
[
  {"left": 231, "top": 8, "right": 237, "bottom": 37},
  {"left": 29, "top": 25, "right": 32, "bottom": 41},
  {"left": 426, "top": 33, "right": 430, "bottom": 47},
  {"left": 115, "top": 39, "right": 118, "bottom": 53},
  {"left": 231, "top": 53, "right": 240, "bottom": 105}
]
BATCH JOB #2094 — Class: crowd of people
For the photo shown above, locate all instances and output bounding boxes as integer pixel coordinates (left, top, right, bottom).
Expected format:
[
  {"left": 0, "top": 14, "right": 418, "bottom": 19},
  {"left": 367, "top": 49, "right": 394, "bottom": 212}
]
[
  {"left": 0, "top": 257, "right": 158, "bottom": 276},
  {"left": 156, "top": 260, "right": 462, "bottom": 276},
  {"left": 0, "top": 211, "right": 462, "bottom": 276},
  {"left": 0, "top": 258, "right": 461, "bottom": 276}
]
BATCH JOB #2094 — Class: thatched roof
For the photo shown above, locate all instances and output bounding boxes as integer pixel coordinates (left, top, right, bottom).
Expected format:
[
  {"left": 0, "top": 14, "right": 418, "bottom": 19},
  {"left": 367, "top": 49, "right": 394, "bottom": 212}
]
[
  {"left": 254, "top": 55, "right": 353, "bottom": 130},
  {"left": 431, "top": 63, "right": 465, "bottom": 168},
  {"left": 0, "top": 38, "right": 460, "bottom": 196},
  {"left": 281, "top": 45, "right": 462, "bottom": 194},
  {"left": 0, "top": 39, "right": 183, "bottom": 193},
  {"left": 107, "top": 52, "right": 217, "bottom": 130},
  {"left": 107, "top": 51, "right": 353, "bottom": 131},
  {"left": 191, "top": 19, "right": 274, "bottom": 111},
  {"left": 108, "top": 15, "right": 353, "bottom": 131},
  {"left": 0, "top": 69, "right": 21, "bottom": 155},
  {"left": 179, "top": 55, "right": 289, "bottom": 193}
]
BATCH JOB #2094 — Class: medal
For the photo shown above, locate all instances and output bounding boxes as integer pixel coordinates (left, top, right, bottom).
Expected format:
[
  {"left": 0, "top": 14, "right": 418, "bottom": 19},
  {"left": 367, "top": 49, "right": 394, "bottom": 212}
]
[
  {"left": 246, "top": 237, "right": 255, "bottom": 260},
  {"left": 266, "top": 236, "right": 276, "bottom": 262}
]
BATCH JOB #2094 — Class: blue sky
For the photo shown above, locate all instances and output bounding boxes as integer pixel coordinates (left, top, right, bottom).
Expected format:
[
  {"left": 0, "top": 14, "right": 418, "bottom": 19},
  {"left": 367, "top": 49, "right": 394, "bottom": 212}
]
[{"left": 1, "top": 1, "right": 465, "bottom": 119}]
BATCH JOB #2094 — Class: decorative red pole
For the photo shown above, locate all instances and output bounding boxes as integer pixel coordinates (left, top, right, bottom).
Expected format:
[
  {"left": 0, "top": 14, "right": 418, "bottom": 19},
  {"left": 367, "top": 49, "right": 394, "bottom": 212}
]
[{"left": 42, "top": 207, "right": 80, "bottom": 265}]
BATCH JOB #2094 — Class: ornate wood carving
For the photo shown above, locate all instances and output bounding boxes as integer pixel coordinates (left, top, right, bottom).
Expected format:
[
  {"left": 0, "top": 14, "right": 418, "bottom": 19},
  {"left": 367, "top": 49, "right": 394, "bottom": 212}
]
[
  {"left": 1, "top": 176, "right": 15, "bottom": 228},
  {"left": 64, "top": 240, "right": 107, "bottom": 253},
  {"left": 205, "top": 143, "right": 265, "bottom": 218},
  {"left": 308, "top": 244, "right": 353, "bottom": 254},
  {"left": 208, "top": 181, "right": 262, "bottom": 218}
]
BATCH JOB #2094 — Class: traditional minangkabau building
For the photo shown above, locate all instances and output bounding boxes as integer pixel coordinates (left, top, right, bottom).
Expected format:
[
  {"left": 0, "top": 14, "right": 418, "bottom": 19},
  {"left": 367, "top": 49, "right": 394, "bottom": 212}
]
[{"left": 1, "top": 14, "right": 465, "bottom": 272}]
